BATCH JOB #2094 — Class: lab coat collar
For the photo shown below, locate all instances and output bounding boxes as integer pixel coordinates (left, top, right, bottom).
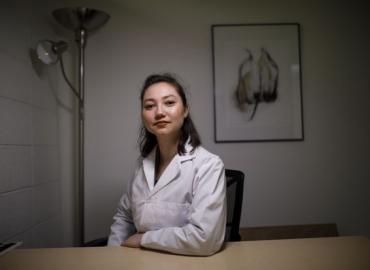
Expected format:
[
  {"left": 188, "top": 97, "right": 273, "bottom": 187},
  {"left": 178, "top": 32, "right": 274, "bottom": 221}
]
[{"left": 142, "top": 143, "right": 196, "bottom": 195}]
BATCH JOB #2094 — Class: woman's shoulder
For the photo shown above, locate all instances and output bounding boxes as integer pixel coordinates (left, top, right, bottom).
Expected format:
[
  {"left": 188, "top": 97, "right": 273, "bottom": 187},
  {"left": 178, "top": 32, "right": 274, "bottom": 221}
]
[{"left": 191, "top": 146, "right": 224, "bottom": 166}]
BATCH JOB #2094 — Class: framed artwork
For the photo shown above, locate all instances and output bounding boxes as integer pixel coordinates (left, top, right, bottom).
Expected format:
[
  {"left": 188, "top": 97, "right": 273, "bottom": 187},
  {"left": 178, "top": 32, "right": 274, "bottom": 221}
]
[{"left": 212, "top": 23, "right": 304, "bottom": 142}]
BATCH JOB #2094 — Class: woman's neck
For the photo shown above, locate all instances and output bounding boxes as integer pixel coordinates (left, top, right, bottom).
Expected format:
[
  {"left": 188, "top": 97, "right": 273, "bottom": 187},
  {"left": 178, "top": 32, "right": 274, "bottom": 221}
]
[
  {"left": 156, "top": 135, "right": 179, "bottom": 163},
  {"left": 154, "top": 135, "right": 179, "bottom": 182}
]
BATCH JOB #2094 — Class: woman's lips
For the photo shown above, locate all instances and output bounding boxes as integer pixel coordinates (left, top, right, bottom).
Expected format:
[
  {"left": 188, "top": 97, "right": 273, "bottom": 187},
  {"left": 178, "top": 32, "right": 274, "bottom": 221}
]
[{"left": 154, "top": 121, "right": 170, "bottom": 126}]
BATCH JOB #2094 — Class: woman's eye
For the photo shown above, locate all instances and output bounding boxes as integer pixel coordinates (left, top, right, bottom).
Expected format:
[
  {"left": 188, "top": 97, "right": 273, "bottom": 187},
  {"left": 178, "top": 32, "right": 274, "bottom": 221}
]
[
  {"left": 144, "top": 104, "right": 154, "bottom": 110},
  {"left": 165, "top": 100, "right": 176, "bottom": 106}
]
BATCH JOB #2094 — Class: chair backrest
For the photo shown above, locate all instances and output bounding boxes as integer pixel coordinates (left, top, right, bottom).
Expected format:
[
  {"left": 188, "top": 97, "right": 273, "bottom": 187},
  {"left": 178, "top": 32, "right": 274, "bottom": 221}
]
[{"left": 225, "top": 169, "right": 245, "bottom": 242}]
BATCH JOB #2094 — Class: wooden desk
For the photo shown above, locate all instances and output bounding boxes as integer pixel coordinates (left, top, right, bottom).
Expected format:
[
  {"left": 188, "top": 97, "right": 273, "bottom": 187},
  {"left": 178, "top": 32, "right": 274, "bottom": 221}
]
[{"left": 0, "top": 236, "right": 369, "bottom": 270}]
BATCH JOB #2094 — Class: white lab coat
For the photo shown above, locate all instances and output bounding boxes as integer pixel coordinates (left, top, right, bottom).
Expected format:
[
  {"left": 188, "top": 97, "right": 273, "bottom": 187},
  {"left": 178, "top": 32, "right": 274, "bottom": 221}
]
[{"left": 107, "top": 144, "right": 226, "bottom": 256}]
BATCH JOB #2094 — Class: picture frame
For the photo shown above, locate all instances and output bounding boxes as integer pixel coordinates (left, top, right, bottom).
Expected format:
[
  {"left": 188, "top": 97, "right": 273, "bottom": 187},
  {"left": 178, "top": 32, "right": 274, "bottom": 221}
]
[{"left": 211, "top": 23, "right": 304, "bottom": 142}]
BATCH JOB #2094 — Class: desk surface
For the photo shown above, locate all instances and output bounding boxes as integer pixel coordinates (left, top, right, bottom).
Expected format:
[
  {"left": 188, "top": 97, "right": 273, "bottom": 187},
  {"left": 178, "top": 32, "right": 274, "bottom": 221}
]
[{"left": 0, "top": 236, "right": 369, "bottom": 270}]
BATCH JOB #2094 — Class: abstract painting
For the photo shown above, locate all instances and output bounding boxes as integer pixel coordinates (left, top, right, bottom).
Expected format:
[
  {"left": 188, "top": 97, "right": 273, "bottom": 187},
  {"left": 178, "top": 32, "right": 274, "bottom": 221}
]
[{"left": 212, "top": 23, "right": 303, "bottom": 142}]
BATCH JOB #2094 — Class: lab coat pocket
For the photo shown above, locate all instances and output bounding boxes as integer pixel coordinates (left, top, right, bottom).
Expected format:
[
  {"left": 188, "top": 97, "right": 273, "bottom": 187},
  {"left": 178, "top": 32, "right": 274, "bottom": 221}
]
[{"left": 140, "top": 201, "right": 190, "bottom": 231}]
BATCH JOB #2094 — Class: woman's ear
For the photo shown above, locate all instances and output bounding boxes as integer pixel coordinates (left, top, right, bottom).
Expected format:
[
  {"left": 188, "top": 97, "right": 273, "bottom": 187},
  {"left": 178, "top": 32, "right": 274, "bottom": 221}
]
[{"left": 184, "top": 107, "right": 189, "bottom": 118}]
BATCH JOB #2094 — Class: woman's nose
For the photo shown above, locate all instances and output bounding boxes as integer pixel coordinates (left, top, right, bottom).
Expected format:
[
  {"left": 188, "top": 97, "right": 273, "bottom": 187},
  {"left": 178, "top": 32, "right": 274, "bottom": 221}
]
[{"left": 155, "top": 104, "right": 165, "bottom": 118}]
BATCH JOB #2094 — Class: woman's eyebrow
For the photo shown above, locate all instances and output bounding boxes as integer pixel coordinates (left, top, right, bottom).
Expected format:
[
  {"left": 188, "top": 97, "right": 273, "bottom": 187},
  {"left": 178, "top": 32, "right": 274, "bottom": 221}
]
[
  {"left": 143, "top": 98, "right": 155, "bottom": 102},
  {"left": 162, "top": 95, "right": 176, "bottom": 99},
  {"left": 143, "top": 95, "right": 176, "bottom": 102}
]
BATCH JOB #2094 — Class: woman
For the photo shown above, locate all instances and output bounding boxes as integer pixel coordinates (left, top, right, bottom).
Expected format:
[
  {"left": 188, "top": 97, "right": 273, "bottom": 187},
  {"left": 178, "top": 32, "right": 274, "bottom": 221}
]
[{"left": 108, "top": 73, "right": 226, "bottom": 256}]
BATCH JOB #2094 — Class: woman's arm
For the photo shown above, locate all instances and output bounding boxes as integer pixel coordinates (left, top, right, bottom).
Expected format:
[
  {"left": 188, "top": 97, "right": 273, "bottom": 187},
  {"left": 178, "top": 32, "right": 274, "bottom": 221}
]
[
  {"left": 107, "top": 192, "right": 137, "bottom": 246},
  {"left": 140, "top": 156, "right": 227, "bottom": 256}
]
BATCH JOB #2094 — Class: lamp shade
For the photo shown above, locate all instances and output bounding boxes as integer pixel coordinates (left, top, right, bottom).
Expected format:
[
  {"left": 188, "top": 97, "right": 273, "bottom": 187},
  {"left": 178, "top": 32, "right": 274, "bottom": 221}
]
[{"left": 36, "top": 40, "right": 68, "bottom": 65}]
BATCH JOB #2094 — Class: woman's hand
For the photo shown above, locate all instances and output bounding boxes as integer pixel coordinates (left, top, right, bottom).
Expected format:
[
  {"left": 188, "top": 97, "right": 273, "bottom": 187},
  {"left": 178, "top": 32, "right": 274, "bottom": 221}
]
[{"left": 122, "top": 233, "right": 143, "bottom": 248}]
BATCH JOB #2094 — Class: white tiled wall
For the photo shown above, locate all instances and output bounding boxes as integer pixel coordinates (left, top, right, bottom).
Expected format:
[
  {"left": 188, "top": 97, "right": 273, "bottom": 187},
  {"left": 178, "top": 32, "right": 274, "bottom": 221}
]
[
  {"left": 0, "top": 189, "right": 33, "bottom": 241},
  {"left": 0, "top": 1, "right": 65, "bottom": 248},
  {"left": 0, "top": 146, "right": 33, "bottom": 193},
  {"left": 0, "top": 98, "right": 33, "bottom": 145}
]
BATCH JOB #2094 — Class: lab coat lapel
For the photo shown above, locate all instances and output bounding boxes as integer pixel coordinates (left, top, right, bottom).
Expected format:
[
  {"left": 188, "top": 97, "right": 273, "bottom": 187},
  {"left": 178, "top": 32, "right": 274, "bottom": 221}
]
[
  {"left": 150, "top": 151, "right": 196, "bottom": 197},
  {"left": 150, "top": 156, "right": 181, "bottom": 196},
  {"left": 142, "top": 150, "right": 156, "bottom": 191},
  {"left": 143, "top": 143, "right": 197, "bottom": 196}
]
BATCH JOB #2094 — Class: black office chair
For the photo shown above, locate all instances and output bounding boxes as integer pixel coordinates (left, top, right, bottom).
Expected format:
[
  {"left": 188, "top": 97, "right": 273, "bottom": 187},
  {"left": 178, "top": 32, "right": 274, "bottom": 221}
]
[
  {"left": 84, "top": 168, "right": 245, "bottom": 246},
  {"left": 224, "top": 169, "right": 244, "bottom": 242}
]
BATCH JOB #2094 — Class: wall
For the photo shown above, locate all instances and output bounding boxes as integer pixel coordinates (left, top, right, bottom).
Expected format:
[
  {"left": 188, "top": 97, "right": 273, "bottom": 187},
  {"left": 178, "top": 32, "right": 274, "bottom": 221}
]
[
  {"left": 0, "top": 0, "right": 76, "bottom": 247},
  {"left": 61, "top": 0, "right": 369, "bottom": 242}
]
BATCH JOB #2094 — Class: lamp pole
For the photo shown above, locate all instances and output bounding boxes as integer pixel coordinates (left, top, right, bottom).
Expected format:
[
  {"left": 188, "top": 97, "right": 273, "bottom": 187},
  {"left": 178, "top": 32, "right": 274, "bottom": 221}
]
[
  {"left": 52, "top": 7, "right": 110, "bottom": 246},
  {"left": 76, "top": 27, "right": 86, "bottom": 245}
]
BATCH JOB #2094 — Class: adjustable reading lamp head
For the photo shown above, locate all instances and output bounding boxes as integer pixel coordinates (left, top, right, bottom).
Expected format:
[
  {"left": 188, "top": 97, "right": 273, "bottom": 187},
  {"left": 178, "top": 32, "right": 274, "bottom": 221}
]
[{"left": 36, "top": 40, "right": 68, "bottom": 65}]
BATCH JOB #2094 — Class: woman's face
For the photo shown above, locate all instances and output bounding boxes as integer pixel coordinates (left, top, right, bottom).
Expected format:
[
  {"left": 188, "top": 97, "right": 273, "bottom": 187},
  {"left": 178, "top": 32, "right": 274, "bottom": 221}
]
[{"left": 142, "top": 82, "right": 188, "bottom": 139}]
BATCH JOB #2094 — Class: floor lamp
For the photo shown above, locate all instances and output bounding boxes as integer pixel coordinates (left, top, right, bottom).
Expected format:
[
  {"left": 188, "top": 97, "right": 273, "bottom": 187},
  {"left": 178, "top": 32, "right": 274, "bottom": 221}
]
[{"left": 36, "top": 7, "right": 110, "bottom": 245}]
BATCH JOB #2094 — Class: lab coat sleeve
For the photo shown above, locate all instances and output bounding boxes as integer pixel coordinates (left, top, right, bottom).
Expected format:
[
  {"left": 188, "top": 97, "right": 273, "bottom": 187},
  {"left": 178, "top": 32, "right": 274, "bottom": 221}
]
[
  {"left": 107, "top": 192, "right": 137, "bottom": 246},
  {"left": 140, "top": 156, "right": 226, "bottom": 256}
]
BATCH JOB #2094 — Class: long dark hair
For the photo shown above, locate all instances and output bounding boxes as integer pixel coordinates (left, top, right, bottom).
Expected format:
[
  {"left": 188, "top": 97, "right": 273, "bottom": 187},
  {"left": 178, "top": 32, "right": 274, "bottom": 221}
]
[{"left": 139, "top": 73, "right": 201, "bottom": 157}]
